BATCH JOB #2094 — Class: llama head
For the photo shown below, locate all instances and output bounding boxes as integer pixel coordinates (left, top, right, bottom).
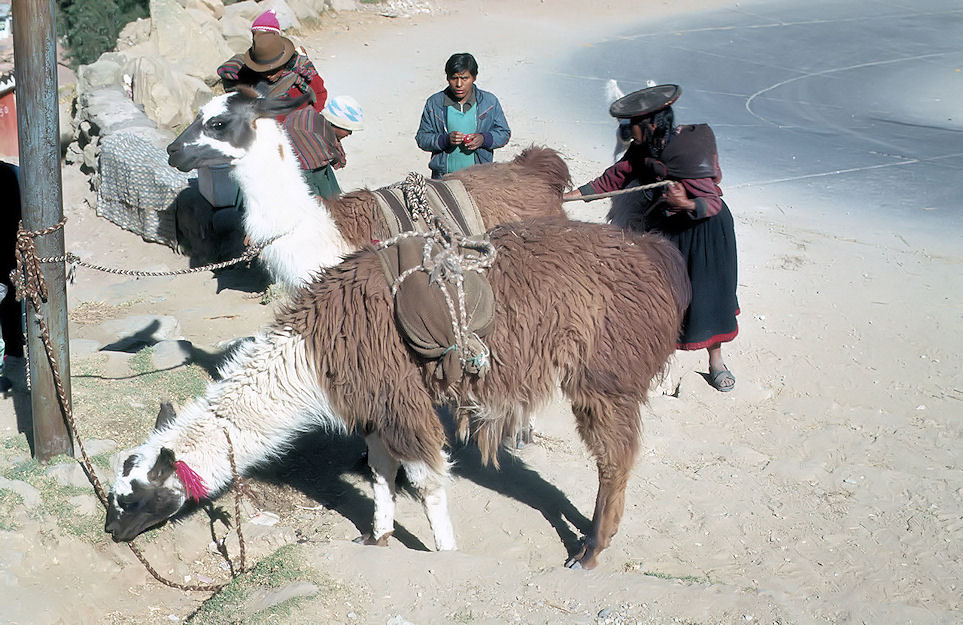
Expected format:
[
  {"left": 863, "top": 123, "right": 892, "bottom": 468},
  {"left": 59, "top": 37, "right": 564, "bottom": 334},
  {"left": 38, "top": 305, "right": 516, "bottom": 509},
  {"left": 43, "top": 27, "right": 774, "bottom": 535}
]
[
  {"left": 104, "top": 404, "right": 200, "bottom": 542},
  {"left": 167, "top": 84, "right": 311, "bottom": 172}
]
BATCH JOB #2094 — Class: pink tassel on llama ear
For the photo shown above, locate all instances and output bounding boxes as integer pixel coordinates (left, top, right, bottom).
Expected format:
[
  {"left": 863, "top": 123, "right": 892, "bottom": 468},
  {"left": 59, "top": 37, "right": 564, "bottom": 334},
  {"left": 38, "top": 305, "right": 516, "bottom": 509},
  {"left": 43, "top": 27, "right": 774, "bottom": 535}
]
[{"left": 173, "top": 460, "right": 209, "bottom": 502}]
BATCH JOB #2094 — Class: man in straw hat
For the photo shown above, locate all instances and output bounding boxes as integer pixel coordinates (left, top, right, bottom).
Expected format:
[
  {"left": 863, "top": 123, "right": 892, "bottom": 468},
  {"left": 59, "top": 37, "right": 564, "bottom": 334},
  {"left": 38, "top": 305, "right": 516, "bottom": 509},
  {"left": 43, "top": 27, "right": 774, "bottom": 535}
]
[{"left": 565, "top": 84, "right": 740, "bottom": 393}]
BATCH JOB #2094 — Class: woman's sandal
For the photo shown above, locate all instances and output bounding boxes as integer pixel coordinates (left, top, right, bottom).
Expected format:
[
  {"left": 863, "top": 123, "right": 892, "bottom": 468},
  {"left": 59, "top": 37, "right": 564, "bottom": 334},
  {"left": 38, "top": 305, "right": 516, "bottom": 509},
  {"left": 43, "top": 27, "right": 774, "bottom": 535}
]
[{"left": 709, "top": 368, "right": 736, "bottom": 392}]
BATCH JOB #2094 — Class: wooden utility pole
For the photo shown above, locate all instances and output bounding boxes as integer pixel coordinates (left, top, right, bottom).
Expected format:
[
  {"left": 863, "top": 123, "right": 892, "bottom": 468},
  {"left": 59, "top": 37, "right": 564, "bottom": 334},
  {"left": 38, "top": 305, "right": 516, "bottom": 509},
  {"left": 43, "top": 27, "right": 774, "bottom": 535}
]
[{"left": 12, "top": 0, "right": 73, "bottom": 460}]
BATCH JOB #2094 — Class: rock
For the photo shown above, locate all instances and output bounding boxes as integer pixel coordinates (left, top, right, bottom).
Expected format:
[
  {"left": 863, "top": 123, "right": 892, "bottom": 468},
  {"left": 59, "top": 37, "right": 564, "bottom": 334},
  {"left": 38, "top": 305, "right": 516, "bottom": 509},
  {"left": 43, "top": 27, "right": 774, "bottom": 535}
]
[
  {"left": 128, "top": 55, "right": 212, "bottom": 130},
  {"left": 152, "top": 339, "right": 194, "bottom": 369},
  {"left": 101, "top": 352, "right": 132, "bottom": 379},
  {"left": 0, "top": 477, "right": 42, "bottom": 508},
  {"left": 116, "top": 18, "right": 152, "bottom": 50},
  {"left": 327, "top": 0, "right": 357, "bottom": 12},
  {"left": 223, "top": 0, "right": 265, "bottom": 24},
  {"left": 83, "top": 439, "right": 119, "bottom": 457},
  {"left": 64, "top": 141, "right": 84, "bottom": 165},
  {"left": 286, "top": 0, "right": 325, "bottom": 21},
  {"left": 220, "top": 13, "right": 254, "bottom": 55},
  {"left": 46, "top": 462, "right": 94, "bottom": 489},
  {"left": 82, "top": 142, "right": 99, "bottom": 170},
  {"left": 77, "top": 87, "right": 157, "bottom": 137},
  {"left": 58, "top": 84, "right": 77, "bottom": 148},
  {"left": 257, "top": 0, "right": 301, "bottom": 30},
  {"left": 97, "top": 314, "right": 183, "bottom": 351},
  {"left": 69, "top": 494, "right": 103, "bottom": 516},
  {"left": 69, "top": 338, "right": 104, "bottom": 358},
  {"left": 77, "top": 53, "right": 130, "bottom": 93},
  {"left": 178, "top": 0, "right": 225, "bottom": 19},
  {"left": 150, "top": 0, "right": 235, "bottom": 81}
]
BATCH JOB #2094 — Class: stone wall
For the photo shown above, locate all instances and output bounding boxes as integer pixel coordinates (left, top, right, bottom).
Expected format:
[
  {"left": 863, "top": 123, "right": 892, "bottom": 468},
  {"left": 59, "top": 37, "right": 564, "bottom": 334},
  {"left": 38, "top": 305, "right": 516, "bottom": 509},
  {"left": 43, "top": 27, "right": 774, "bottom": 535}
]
[{"left": 69, "top": 0, "right": 346, "bottom": 258}]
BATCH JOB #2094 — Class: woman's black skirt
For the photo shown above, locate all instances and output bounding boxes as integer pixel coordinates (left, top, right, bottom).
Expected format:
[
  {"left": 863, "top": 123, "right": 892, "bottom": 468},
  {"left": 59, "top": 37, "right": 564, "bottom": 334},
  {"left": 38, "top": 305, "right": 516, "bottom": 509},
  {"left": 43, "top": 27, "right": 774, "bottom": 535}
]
[{"left": 647, "top": 201, "right": 739, "bottom": 350}]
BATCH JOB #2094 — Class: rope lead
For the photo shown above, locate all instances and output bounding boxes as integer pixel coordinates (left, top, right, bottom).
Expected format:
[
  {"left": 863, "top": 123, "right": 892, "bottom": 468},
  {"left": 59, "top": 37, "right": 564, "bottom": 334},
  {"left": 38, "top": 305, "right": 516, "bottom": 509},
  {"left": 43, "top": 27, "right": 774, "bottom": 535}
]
[{"left": 13, "top": 217, "right": 248, "bottom": 593}]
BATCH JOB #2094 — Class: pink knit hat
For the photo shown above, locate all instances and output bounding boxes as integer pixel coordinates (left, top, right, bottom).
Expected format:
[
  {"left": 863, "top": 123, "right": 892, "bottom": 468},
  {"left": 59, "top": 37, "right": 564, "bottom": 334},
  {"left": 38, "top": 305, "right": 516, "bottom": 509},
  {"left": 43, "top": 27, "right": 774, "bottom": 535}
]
[{"left": 251, "top": 10, "right": 281, "bottom": 35}]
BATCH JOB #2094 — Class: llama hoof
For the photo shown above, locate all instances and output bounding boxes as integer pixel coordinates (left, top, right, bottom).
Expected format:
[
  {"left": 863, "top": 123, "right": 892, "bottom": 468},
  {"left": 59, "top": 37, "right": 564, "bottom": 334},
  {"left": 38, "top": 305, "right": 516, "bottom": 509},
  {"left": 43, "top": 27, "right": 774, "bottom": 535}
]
[
  {"left": 564, "top": 543, "right": 599, "bottom": 570},
  {"left": 564, "top": 554, "right": 599, "bottom": 570},
  {"left": 354, "top": 531, "right": 392, "bottom": 547},
  {"left": 512, "top": 426, "right": 534, "bottom": 450}
]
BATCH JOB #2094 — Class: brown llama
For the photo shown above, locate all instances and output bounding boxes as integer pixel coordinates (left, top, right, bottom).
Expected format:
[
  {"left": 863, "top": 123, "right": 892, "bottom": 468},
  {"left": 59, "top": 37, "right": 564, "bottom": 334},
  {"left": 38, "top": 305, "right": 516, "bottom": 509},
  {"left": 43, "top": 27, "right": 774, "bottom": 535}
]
[{"left": 105, "top": 217, "right": 690, "bottom": 569}]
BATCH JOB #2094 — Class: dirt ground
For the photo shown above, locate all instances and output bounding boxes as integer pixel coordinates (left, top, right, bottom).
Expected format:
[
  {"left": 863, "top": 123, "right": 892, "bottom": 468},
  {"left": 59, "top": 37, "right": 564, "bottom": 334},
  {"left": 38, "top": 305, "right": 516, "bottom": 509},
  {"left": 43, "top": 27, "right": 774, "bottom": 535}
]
[{"left": 1, "top": 1, "right": 961, "bottom": 624}]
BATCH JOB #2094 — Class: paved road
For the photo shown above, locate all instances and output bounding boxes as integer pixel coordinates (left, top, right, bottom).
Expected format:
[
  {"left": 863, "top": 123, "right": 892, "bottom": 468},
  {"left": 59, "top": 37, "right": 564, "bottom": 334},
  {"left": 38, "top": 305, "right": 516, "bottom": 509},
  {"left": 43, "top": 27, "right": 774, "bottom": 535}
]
[{"left": 559, "top": 0, "right": 963, "bottom": 229}]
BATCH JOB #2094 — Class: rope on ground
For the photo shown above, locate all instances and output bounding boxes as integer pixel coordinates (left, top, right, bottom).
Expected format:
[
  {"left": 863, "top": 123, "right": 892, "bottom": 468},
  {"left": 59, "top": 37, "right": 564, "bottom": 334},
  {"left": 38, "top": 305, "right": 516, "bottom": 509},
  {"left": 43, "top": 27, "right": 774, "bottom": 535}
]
[
  {"left": 12, "top": 218, "right": 248, "bottom": 593},
  {"left": 561, "top": 180, "right": 671, "bottom": 202}
]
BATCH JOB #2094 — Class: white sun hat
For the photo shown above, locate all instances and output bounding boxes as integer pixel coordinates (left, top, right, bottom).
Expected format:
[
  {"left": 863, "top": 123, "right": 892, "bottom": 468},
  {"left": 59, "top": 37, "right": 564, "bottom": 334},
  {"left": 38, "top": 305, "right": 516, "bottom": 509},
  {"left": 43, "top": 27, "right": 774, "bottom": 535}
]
[{"left": 321, "top": 95, "right": 364, "bottom": 131}]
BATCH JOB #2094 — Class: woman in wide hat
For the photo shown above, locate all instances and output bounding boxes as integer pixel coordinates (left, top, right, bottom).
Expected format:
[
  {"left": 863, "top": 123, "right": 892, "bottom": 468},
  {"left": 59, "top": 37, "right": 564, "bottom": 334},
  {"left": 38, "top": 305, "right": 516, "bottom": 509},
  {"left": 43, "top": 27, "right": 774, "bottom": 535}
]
[{"left": 566, "top": 84, "right": 740, "bottom": 393}]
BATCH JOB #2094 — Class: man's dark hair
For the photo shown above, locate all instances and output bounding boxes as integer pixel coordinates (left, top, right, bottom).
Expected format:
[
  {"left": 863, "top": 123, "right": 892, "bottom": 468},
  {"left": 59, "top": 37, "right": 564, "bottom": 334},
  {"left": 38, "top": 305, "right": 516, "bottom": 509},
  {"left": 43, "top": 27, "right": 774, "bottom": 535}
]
[{"left": 445, "top": 53, "right": 479, "bottom": 78}]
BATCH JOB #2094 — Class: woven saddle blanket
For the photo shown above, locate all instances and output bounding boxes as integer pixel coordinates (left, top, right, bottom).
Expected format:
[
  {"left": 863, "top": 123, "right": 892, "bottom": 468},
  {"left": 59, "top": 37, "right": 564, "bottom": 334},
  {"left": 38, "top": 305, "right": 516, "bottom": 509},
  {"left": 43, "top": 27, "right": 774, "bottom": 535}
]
[{"left": 372, "top": 178, "right": 486, "bottom": 238}]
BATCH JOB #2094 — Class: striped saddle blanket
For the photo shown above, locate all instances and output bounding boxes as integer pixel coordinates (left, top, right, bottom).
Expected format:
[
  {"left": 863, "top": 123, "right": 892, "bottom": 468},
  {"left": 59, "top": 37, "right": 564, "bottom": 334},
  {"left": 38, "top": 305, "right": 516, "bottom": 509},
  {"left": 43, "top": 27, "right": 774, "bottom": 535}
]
[{"left": 371, "top": 178, "right": 486, "bottom": 238}]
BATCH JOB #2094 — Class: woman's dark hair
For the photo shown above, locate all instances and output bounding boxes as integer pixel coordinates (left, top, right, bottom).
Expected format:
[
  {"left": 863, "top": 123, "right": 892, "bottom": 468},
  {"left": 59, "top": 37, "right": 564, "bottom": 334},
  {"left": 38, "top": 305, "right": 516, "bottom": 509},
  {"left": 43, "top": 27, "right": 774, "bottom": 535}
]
[
  {"left": 643, "top": 106, "right": 675, "bottom": 158},
  {"left": 445, "top": 53, "right": 479, "bottom": 78}
]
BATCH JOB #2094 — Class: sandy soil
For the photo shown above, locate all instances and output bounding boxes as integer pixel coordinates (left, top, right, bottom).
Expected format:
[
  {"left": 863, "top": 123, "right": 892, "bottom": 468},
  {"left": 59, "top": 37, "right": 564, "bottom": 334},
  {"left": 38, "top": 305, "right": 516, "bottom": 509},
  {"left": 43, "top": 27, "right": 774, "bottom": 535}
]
[{"left": 1, "top": 1, "right": 961, "bottom": 624}]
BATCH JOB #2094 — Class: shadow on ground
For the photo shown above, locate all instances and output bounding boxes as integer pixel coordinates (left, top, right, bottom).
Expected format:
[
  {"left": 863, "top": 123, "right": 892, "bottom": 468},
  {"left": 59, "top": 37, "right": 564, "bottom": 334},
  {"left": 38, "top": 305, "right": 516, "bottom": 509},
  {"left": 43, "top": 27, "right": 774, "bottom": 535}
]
[{"left": 238, "top": 407, "right": 592, "bottom": 558}]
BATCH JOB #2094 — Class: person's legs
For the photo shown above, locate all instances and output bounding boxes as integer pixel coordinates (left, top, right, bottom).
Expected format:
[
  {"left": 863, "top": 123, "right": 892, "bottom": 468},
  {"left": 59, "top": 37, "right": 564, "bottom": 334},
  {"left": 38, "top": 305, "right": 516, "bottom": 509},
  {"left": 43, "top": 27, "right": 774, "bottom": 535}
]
[
  {"left": 707, "top": 342, "right": 735, "bottom": 391},
  {"left": 301, "top": 165, "right": 342, "bottom": 199}
]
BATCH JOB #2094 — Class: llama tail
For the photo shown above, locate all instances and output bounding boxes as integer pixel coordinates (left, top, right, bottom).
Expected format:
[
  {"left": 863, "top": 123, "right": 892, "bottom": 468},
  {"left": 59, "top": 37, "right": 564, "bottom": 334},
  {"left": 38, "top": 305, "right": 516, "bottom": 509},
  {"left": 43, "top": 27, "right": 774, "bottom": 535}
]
[{"left": 512, "top": 145, "right": 572, "bottom": 195}]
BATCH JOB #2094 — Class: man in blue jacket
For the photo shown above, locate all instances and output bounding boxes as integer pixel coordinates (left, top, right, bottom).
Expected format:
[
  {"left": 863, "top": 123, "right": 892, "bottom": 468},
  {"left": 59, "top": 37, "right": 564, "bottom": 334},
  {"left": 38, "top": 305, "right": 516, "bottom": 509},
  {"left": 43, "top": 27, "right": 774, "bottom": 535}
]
[{"left": 415, "top": 53, "right": 511, "bottom": 179}]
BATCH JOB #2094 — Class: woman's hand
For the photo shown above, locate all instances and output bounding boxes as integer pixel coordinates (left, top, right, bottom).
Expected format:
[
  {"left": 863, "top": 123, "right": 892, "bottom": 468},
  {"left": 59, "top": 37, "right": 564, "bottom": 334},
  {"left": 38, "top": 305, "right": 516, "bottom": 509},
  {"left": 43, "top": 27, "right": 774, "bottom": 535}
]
[
  {"left": 563, "top": 189, "right": 582, "bottom": 200},
  {"left": 663, "top": 181, "right": 696, "bottom": 211},
  {"left": 449, "top": 131, "right": 465, "bottom": 145}
]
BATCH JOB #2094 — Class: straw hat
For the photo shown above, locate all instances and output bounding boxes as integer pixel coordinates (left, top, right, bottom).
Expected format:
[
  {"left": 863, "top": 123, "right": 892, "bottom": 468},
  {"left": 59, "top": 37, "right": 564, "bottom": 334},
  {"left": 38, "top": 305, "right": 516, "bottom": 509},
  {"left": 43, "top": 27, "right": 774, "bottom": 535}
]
[{"left": 243, "top": 31, "right": 295, "bottom": 73}]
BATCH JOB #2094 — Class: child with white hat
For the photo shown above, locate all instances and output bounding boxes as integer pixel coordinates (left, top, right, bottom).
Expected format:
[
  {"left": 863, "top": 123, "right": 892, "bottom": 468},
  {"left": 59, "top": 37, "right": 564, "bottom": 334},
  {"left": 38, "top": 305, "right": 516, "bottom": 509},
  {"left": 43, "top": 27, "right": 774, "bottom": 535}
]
[{"left": 283, "top": 95, "right": 364, "bottom": 198}]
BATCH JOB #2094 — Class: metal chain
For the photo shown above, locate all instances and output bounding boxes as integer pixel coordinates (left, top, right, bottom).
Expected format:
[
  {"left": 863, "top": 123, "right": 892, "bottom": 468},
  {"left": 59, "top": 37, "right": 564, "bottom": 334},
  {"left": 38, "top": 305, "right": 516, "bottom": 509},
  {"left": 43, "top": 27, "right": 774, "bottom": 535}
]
[
  {"left": 12, "top": 219, "right": 249, "bottom": 593},
  {"left": 16, "top": 215, "right": 276, "bottom": 281}
]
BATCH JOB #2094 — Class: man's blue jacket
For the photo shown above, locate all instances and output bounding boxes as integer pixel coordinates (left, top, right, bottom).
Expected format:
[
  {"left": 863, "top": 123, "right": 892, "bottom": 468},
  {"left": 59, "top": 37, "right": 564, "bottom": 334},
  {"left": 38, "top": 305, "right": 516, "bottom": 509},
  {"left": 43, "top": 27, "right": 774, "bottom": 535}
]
[{"left": 415, "top": 86, "right": 511, "bottom": 178}]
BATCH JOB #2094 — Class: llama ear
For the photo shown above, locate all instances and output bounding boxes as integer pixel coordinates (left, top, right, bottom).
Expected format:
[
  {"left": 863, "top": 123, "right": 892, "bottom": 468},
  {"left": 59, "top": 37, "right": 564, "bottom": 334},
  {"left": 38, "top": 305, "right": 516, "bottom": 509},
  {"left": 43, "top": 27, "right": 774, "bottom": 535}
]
[
  {"left": 147, "top": 447, "right": 177, "bottom": 484},
  {"left": 231, "top": 83, "right": 262, "bottom": 101},
  {"left": 154, "top": 403, "right": 177, "bottom": 431},
  {"left": 251, "top": 81, "right": 272, "bottom": 98},
  {"left": 253, "top": 91, "right": 312, "bottom": 119}
]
